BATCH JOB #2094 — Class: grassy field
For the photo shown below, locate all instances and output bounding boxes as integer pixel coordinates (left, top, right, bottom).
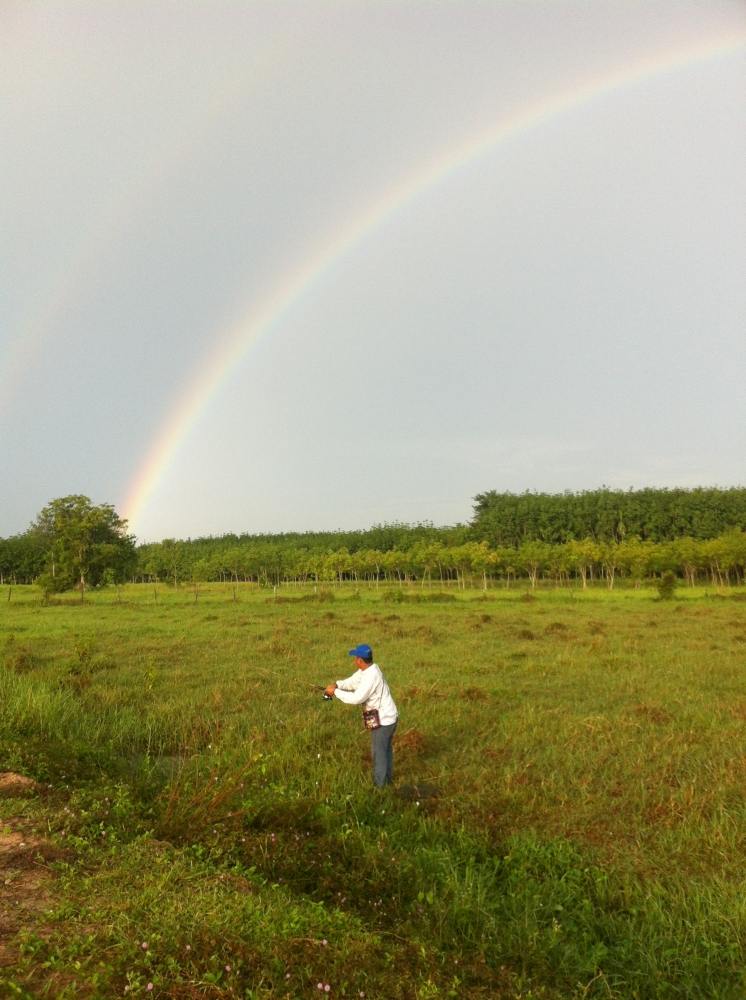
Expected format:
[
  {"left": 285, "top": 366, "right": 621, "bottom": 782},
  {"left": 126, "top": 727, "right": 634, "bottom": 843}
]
[{"left": 0, "top": 583, "right": 744, "bottom": 999}]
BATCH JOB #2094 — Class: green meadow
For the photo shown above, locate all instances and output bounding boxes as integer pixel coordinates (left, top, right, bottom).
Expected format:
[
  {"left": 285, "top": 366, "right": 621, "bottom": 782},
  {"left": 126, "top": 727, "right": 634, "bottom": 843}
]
[{"left": 1, "top": 583, "right": 744, "bottom": 999}]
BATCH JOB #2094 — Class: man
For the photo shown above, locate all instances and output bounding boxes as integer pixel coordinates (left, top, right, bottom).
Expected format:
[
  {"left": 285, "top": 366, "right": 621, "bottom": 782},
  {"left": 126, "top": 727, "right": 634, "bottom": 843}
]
[{"left": 325, "top": 643, "right": 398, "bottom": 787}]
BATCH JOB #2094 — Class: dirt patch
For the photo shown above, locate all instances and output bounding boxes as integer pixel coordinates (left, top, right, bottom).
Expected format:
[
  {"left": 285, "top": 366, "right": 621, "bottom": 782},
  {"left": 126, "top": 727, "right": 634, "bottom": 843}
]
[
  {"left": 0, "top": 831, "right": 57, "bottom": 967},
  {"left": 397, "top": 728, "right": 427, "bottom": 755},
  {"left": 0, "top": 773, "right": 39, "bottom": 798},
  {"left": 0, "top": 775, "right": 61, "bottom": 971}
]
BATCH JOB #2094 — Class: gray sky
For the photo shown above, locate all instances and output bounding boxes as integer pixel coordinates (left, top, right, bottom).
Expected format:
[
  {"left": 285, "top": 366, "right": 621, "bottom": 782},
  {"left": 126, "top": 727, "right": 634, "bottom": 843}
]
[{"left": 2, "top": 1, "right": 745, "bottom": 542}]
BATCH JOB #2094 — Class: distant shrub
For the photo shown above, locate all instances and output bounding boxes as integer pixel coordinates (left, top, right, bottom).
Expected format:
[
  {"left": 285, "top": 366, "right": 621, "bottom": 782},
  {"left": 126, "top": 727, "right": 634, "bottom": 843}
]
[{"left": 657, "top": 571, "right": 678, "bottom": 600}]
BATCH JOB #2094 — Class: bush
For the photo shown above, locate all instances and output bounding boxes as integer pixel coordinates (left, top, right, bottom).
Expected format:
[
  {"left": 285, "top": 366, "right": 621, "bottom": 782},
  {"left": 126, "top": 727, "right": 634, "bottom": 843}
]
[{"left": 657, "top": 571, "right": 678, "bottom": 600}]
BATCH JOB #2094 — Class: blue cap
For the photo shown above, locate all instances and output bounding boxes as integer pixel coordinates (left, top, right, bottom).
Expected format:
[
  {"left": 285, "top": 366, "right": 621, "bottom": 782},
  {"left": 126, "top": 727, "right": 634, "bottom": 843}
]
[{"left": 348, "top": 643, "right": 373, "bottom": 659}]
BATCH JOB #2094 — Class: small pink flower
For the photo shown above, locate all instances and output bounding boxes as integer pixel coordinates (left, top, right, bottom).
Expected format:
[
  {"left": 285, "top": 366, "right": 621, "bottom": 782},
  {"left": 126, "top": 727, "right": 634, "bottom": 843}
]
[
  {"left": 225, "top": 964, "right": 231, "bottom": 972},
  {"left": 141, "top": 942, "right": 148, "bottom": 950},
  {"left": 317, "top": 984, "right": 324, "bottom": 991},
  {"left": 324, "top": 986, "right": 331, "bottom": 994},
  {"left": 185, "top": 944, "right": 191, "bottom": 952}
]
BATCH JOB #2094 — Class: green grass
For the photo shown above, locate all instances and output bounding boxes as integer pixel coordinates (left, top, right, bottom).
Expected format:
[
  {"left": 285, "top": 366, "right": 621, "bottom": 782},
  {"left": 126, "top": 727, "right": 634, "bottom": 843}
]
[{"left": 1, "top": 583, "right": 744, "bottom": 998}]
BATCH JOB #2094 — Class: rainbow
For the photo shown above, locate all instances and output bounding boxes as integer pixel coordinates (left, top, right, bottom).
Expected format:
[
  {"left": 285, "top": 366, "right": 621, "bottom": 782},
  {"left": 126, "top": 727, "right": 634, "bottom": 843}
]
[{"left": 122, "top": 33, "right": 746, "bottom": 535}]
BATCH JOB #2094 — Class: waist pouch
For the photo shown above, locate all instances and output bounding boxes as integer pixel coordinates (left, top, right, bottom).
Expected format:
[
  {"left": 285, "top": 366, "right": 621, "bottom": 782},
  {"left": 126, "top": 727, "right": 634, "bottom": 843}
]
[{"left": 362, "top": 708, "right": 381, "bottom": 730}]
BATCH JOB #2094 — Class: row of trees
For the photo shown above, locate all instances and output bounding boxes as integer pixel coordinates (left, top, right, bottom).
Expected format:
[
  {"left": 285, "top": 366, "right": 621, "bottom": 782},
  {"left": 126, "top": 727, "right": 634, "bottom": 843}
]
[
  {"left": 132, "top": 532, "right": 746, "bottom": 589},
  {"left": 1, "top": 491, "right": 745, "bottom": 593},
  {"left": 472, "top": 487, "right": 746, "bottom": 545}
]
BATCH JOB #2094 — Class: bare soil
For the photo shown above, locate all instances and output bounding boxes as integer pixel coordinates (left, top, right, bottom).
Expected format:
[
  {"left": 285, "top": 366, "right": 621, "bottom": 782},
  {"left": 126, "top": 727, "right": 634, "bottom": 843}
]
[
  {"left": 0, "top": 773, "right": 61, "bottom": 969},
  {"left": 0, "top": 773, "right": 38, "bottom": 799}
]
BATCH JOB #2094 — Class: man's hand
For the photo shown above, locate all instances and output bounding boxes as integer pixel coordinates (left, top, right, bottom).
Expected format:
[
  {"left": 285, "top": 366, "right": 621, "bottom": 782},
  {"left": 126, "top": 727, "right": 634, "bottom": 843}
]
[{"left": 324, "top": 684, "right": 337, "bottom": 697}]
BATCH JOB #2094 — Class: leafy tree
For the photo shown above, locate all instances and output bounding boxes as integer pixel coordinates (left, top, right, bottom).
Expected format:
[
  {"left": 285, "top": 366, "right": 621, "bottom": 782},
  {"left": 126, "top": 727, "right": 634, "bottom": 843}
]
[
  {"left": 0, "top": 532, "right": 47, "bottom": 584},
  {"left": 517, "top": 540, "right": 552, "bottom": 589},
  {"left": 616, "top": 537, "right": 654, "bottom": 588},
  {"left": 671, "top": 538, "right": 705, "bottom": 587},
  {"left": 565, "top": 538, "right": 600, "bottom": 588},
  {"left": 32, "top": 495, "right": 136, "bottom": 598}
]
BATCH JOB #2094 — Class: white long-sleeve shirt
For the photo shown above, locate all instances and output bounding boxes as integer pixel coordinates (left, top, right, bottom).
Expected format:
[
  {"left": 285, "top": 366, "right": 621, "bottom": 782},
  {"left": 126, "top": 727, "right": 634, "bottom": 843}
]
[{"left": 334, "top": 663, "right": 398, "bottom": 725}]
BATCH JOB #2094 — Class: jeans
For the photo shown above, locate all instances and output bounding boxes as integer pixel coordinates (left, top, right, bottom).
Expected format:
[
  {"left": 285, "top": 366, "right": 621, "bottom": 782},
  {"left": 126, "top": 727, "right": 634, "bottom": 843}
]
[{"left": 371, "top": 720, "right": 397, "bottom": 787}]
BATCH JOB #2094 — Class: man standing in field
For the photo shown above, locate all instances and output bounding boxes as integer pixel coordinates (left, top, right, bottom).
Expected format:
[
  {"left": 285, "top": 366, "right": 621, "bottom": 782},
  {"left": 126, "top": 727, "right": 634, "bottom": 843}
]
[{"left": 325, "top": 644, "right": 398, "bottom": 788}]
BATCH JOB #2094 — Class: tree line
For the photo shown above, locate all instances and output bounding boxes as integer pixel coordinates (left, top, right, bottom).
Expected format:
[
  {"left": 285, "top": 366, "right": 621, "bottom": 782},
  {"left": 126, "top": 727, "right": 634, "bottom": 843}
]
[
  {"left": 132, "top": 531, "right": 746, "bottom": 589},
  {"left": 471, "top": 487, "right": 746, "bottom": 545},
  {"left": 1, "top": 489, "right": 745, "bottom": 592}
]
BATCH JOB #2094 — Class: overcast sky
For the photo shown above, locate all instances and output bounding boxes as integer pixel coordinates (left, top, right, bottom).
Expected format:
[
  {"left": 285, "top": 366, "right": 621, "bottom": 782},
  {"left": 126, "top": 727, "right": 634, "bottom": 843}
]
[{"left": 2, "top": 1, "right": 745, "bottom": 542}]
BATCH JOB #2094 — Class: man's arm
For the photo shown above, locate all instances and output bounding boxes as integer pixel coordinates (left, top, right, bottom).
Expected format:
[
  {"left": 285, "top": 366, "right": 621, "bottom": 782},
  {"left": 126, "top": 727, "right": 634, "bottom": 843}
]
[
  {"left": 324, "top": 670, "right": 360, "bottom": 698},
  {"left": 335, "top": 671, "right": 361, "bottom": 692},
  {"left": 334, "top": 669, "right": 377, "bottom": 706}
]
